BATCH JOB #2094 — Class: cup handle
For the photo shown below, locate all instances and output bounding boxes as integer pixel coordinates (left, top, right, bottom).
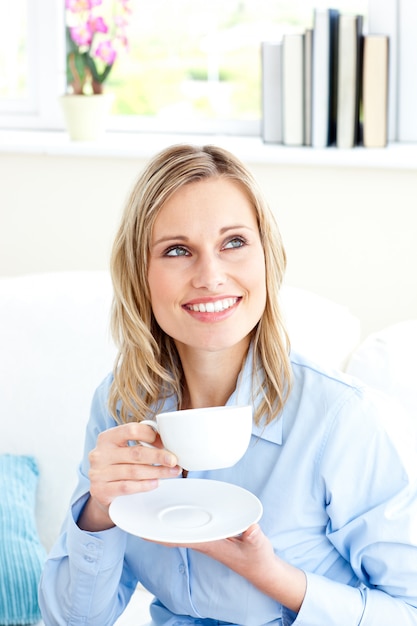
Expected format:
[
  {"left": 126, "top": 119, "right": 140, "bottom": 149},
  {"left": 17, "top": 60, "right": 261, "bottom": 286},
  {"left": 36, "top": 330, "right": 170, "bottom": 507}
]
[{"left": 137, "top": 419, "right": 159, "bottom": 449}]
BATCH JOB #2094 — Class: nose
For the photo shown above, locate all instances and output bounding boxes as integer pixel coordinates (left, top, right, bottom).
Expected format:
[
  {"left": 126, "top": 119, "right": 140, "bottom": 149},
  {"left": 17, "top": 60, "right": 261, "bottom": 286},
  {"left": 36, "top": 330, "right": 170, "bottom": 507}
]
[{"left": 191, "top": 251, "right": 226, "bottom": 291}]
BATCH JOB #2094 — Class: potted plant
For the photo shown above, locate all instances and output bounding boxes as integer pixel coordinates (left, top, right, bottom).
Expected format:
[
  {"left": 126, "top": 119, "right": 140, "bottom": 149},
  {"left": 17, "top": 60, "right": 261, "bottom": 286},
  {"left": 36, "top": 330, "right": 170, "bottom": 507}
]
[{"left": 61, "top": 0, "right": 131, "bottom": 140}]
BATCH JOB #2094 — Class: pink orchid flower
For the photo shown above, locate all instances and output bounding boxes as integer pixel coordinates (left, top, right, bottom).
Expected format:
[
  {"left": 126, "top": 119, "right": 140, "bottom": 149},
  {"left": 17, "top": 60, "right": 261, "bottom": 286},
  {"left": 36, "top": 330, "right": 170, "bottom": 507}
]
[
  {"left": 70, "top": 23, "right": 93, "bottom": 47},
  {"left": 94, "top": 40, "right": 117, "bottom": 65},
  {"left": 88, "top": 16, "right": 109, "bottom": 34},
  {"left": 66, "top": 0, "right": 130, "bottom": 92}
]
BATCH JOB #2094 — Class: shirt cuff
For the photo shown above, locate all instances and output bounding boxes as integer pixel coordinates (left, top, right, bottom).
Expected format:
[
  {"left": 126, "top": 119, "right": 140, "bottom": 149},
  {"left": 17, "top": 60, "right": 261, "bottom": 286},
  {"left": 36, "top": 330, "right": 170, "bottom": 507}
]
[
  {"left": 293, "top": 572, "right": 364, "bottom": 626},
  {"left": 67, "top": 493, "right": 128, "bottom": 575}
]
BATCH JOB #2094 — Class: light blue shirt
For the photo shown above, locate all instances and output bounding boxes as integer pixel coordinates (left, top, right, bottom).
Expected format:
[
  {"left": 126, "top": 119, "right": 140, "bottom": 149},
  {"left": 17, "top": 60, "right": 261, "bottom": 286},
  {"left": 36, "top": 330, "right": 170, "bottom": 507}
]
[{"left": 39, "top": 351, "right": 417, "bottom": 625}]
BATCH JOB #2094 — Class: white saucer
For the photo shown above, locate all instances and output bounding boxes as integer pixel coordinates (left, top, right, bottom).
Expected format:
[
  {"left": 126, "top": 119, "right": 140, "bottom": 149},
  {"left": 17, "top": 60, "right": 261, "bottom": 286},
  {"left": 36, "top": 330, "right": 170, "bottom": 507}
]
[{"left": 109, "top": 478, "right": 263, "bottom": 543}]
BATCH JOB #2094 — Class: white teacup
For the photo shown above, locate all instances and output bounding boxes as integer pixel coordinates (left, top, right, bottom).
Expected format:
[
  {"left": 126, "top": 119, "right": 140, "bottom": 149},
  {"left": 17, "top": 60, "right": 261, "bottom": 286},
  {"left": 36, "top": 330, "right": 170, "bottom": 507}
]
[{"left": 140, "top": 405, "right": 252, "bottom": 471}]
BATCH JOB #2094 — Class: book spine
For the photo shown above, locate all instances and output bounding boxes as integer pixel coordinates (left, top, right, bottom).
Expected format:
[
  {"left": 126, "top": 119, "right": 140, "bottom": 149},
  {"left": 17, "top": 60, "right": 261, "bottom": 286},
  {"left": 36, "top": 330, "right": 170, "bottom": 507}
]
[
  {"left": 304, "top": 29, "right": 313, "bottom": 146},
  {"left": 362, "top": 35, "right": 389, "bottom": 148},
  {"left": 261, "top": 41, "right": 283, "bottom": 144},
  {"left": 312, "top": 9, "right": 339, "bottom": 148},
  {"left": 336, "top": 15, "right": 363, "bottom": 148},
  {"left": 328, "top": 9, "right": 339, "bottom": 146},
  {"left": 368, "top": 0, "right": 398, "bottom": 142},
  {"left": 282, "top": 34, "right": 304, "bottom": 146},
  {"left": 398, "top": 0, "right": 417, "bottom": 141}
]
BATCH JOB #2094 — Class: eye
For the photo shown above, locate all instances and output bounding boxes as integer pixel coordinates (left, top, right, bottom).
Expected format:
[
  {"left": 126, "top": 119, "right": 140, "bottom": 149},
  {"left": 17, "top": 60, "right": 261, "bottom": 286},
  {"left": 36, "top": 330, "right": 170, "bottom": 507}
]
[
  {"left": 223, "top": 236, "right": 247, "bottom": 250},
  {"left": 164, "top": 245, "right": 190, "bottom": 257}
]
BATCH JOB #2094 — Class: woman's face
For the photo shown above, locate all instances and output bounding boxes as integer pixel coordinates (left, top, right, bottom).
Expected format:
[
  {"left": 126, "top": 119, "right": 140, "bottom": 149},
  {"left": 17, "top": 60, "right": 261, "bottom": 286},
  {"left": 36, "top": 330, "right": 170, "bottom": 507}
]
[{"left": 147, "top": 177, "right": 267, "bottom": 357}]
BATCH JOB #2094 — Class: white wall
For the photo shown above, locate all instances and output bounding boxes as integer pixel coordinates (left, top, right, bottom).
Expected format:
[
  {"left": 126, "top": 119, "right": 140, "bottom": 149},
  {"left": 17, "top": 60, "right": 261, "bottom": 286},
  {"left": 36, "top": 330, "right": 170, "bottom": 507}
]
[{"left": 0, "top": 150, "right": 416, "bottom": 339}]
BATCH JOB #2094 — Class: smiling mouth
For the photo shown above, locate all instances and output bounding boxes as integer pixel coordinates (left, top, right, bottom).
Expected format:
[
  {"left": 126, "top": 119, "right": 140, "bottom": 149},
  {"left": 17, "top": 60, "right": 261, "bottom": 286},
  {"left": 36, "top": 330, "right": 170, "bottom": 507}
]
[{"left": 184, "top": 297, "right": 240, "bottom": 313}]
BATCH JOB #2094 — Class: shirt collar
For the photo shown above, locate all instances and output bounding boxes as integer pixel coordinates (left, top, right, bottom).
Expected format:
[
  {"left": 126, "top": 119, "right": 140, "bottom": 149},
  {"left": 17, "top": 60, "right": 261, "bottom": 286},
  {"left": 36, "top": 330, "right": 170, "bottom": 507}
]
[{"left": 226, "top": 343, "right": 283, "bottom": 445}]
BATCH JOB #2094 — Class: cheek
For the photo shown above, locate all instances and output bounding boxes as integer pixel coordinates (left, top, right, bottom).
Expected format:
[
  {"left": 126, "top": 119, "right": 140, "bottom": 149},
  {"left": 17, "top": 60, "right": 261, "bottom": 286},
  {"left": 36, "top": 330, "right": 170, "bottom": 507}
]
[
  {"left": 247, "top": 252, "right": 266, "bottom": 295},
  {"left": 148, "top": 267, "right": 180, "bottom": 330},
  {"left": 255, "top": 275, "right": 267, "bottom": 316},
  {"left": 253, "top": 259, "right": 267, "bottom": 316},
  {"left": 148, "top": 268, "right": 166, "bottom": 311}
]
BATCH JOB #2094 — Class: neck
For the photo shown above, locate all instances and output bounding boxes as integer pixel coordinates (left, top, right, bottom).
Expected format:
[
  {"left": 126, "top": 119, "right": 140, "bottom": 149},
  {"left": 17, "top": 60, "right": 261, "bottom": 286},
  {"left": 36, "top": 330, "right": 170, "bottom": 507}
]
[{"left": 177, "top": 340, "right": 250, "bottom": 409}]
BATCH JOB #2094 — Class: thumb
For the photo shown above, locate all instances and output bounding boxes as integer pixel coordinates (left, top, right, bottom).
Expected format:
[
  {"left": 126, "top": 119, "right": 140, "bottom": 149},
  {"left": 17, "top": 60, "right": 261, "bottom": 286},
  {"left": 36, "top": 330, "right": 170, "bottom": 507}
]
[{"left": 241, "top": 523, "right": 262, "bottom": 543}]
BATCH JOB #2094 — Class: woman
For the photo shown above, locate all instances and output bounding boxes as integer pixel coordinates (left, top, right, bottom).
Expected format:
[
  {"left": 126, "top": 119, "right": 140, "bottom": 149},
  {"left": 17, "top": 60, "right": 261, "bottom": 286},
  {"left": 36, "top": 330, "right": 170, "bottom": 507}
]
[{"left": 39, "top": 144, "right": 417, "bottom": 625}]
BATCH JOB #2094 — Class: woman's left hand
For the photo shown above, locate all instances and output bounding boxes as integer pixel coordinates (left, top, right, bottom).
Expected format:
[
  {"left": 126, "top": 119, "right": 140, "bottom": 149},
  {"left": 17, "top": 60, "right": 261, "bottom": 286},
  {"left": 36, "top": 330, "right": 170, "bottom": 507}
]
[
  {"left": 191, "top": 523, "right": 276, "bottom": 583},
  {"left": 154, "top": 523, "right": 307, "bottom": 613}
]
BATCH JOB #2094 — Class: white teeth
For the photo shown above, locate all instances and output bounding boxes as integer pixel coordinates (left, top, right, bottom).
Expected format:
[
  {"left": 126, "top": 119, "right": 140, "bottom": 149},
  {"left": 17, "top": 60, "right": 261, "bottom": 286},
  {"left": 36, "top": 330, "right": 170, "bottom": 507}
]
[{"left": 189, "top": 298, "right": 238, "bottom": 313}]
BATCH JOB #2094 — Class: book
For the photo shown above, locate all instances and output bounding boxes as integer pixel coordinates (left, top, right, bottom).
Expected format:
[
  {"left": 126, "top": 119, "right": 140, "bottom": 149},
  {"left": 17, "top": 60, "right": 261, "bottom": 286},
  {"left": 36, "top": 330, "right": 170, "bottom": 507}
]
[
  {"left": 311, "top": 8, "right": 339, "bottom": 148},
  {"left": 368, "top": 0, "right": 398, "bottom": 142},
  {"left": 282, "top": 33, "right": 304, "bottom": 146},
  {"left": 397, "top": 0, "right": 417, "bottom": 142},
  {"left": 261, "top": 41, "right": 283, "bottom": 144},
  {"left": 362, "top": 35, "right": 389, "bottom": 148},
  {"left": 304, "top": 28, "right": 313, "bottom": 146},
  {"left": 336, "top": 14, "right": 363, "bottom": 149}
]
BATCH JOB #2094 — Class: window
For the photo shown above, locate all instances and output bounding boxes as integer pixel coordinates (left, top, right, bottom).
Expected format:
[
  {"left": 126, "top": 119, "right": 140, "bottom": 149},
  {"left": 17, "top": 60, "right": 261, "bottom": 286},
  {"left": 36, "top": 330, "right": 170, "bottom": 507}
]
[
  {"left": 0, "top": 2, "right": 33, "bottom": 111},
  {"left": 0, "top": 0, "right": 66, "bottom": 130},
  {"left": 0, "top": 0, "right": 368, "bottom": 135}
]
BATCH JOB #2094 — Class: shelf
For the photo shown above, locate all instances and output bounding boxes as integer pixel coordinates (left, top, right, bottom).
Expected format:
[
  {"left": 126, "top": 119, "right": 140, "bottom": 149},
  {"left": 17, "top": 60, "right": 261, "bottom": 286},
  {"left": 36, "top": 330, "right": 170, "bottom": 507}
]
[{"left": 1, "top": 129, "right": 417, "bottom": 170}]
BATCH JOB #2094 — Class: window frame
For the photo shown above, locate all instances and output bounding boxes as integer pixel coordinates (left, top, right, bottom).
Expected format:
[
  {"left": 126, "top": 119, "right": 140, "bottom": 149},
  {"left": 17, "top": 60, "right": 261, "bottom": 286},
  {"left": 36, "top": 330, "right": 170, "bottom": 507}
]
[{"left": 0, "top": 0, "right": 66, "bottom": 130}]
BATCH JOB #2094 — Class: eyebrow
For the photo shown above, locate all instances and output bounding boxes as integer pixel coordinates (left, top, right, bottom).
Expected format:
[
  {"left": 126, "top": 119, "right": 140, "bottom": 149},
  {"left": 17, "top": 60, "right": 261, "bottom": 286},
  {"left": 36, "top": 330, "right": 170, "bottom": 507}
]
[{"left": 152, "top": 225, "right": 254, "bottom": 248}]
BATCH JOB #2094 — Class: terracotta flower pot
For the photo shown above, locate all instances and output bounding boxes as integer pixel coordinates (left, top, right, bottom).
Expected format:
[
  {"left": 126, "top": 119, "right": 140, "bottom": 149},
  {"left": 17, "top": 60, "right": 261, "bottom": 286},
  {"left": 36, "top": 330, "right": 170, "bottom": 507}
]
[{"left": 59, "top": 93, "right": 114, "bottom": 141}]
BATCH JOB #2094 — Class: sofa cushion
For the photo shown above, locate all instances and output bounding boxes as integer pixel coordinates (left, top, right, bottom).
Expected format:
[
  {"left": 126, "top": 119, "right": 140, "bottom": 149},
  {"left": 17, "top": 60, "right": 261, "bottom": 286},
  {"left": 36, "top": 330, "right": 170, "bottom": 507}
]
[
  {"left": 346, "top": 320, "right": 417, "bottom": 417},
  {"left": 0, "top": 454, "right": 46, "bottom": 625},
  {"left": 281, "top": 285, "right": 361, "bottom": 370},
  {"left": 0, "top": 271, "right": 117, "bottom": 551}
]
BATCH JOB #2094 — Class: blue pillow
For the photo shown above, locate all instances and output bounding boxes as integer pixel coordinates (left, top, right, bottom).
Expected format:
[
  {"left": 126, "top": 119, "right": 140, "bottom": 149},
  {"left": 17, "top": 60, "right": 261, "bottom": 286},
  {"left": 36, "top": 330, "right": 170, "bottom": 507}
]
[{"left": 0, "top": 454, "right": 47, "bottom": 625}]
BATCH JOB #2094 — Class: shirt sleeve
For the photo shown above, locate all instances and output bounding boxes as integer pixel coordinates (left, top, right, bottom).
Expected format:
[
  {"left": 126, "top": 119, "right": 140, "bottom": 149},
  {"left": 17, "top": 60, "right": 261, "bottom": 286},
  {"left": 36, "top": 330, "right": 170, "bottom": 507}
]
[
  {"left": 293, "top": 387, "right": 417, "bottom": 626},
  {"left": 38, "top": 375, "right": 138, "bottom": 626}
]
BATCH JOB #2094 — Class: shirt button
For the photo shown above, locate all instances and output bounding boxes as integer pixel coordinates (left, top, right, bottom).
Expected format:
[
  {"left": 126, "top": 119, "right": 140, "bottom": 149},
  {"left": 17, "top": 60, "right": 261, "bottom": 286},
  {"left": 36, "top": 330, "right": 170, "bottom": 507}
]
[
  {"left": 84, "top": 555, "right": 95, "bottom": 563},
  {"left": 178, "top": 564, "right": 185, "bottom": 574},
  {"left": 86, "top": 542, "right": 96, "bottom": 551}
]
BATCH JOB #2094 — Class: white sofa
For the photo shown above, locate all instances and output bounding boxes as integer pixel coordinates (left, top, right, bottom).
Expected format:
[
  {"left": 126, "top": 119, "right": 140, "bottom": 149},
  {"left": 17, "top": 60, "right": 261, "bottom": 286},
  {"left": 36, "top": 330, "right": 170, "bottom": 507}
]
[{"left": 0, "top": 271, "right": 415, "bottom": 626}]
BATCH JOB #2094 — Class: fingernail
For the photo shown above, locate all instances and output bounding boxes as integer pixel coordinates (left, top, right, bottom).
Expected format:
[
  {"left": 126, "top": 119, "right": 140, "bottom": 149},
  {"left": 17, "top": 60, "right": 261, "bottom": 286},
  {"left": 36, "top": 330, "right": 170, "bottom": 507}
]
[
  {"left": 164, "top": 453, "right": 177, "bottom": 467},
  {"left": 245, "top": 524, "right": 259, "bottom": 540},
  {"left": 170, "top": 466, "right": 182, "bottom": 475}
]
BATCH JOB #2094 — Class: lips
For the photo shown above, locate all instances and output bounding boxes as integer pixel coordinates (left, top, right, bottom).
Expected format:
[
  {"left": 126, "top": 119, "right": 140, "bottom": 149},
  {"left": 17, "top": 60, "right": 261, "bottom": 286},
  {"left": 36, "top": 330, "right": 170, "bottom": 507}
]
[{"left": 184, "top": 297, "right": 240, "bottom": 313}]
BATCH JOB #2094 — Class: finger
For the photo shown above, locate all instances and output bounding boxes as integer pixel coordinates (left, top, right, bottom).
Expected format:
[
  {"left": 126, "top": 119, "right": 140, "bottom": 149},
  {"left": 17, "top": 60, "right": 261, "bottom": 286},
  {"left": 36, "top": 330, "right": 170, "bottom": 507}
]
[
  {"left": 90, "top": 474, "right": 161, "bottom": 506},
  {"left": 108, "top": 439, "right": 179, "bottom": 468},
  {"left": 92, "top": 424, "right": 178, "bottom": 467},
  {"left": 90, "top": 458, "right": 182, "bottom": 484},
  {"left": 89, "top": 462, "right": 182, "bottom": 506},
  {"left": 97, "top": 422, "right": 160, "bottom": 448},
  {"left": 239, "top": 523, "right": 261, "bottom": 542},
  {"left": 129, "top": 441, "right": 177, "bottom": 465}
]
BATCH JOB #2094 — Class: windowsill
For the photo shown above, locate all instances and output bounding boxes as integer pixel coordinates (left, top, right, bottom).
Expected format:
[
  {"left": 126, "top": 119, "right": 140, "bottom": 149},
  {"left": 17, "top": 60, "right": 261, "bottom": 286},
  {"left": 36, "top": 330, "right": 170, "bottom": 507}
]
[{"left": 1, "top": 129, "right": 417, "bottom": 170}]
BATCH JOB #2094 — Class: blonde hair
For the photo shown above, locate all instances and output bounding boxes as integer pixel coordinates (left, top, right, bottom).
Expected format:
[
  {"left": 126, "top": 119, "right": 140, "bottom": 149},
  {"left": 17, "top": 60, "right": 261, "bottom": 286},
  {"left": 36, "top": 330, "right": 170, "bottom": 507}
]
[{"left": 109, "top": 144, "right": 291, "bottom": 425}]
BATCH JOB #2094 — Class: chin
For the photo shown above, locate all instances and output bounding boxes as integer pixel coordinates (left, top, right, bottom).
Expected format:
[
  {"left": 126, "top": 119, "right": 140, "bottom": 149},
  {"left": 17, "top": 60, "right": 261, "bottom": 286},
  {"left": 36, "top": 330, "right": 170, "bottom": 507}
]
[{"left": 188, "top": 333, "right": 251, "bottom": 354}]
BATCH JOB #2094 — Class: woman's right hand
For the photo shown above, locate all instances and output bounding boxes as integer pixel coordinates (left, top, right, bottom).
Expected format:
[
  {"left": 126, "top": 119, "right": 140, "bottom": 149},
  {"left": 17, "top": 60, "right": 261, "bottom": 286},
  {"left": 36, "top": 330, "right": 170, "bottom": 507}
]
[{"left": 77, "top": 422, "right": 182, "bottom": 532}]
